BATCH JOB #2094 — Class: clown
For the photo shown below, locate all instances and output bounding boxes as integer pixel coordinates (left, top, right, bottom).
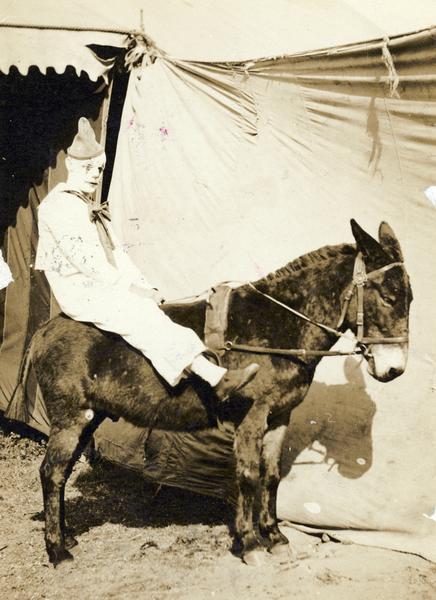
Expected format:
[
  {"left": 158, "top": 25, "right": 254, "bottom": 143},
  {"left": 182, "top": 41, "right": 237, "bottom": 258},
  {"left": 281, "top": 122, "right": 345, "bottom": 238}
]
[{"left": 35, "top": 117, "right": 258, "bottom": 399}]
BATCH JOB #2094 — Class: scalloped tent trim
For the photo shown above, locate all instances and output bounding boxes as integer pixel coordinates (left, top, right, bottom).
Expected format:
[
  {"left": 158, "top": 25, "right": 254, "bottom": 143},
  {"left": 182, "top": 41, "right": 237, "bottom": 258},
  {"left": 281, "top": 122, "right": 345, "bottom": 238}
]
[{"left": 0, "top": 27, "right": 123, "bottom": 82}]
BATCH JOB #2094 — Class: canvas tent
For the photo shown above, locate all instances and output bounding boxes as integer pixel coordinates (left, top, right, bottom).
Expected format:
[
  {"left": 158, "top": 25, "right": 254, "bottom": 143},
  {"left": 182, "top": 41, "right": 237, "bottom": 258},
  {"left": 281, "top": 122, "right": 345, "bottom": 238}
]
[{"left": 1, "top": 0, "right": 435, "bottom": 562}]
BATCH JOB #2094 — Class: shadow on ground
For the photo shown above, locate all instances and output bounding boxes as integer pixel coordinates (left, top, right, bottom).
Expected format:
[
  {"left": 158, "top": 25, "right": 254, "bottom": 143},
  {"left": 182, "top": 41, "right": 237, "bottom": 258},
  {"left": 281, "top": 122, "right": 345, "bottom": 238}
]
[{"left": 31, "top": 459, "right": 231, "bottom": 538}]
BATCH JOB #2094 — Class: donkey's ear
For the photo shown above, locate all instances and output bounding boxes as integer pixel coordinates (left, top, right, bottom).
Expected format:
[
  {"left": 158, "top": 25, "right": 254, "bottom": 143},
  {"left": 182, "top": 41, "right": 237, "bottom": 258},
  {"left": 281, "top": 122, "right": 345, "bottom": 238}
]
[
  {"left": 378, "top": 222, "right": 404, "bottom": 262},
  {"left": 350, "top": 219, "right": 388, "bottom": 263}
]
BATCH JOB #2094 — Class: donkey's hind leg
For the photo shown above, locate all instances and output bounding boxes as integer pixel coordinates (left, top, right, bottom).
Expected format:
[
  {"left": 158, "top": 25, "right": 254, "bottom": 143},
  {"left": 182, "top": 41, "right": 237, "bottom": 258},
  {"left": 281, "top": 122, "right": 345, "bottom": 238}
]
[
  {"left": 40, "top": 414, "right": 102, "bottom": 566},
  {"left": 258, "top": 419, "right": 290, "bottom": 553},
  {"left": 62, "top": 413, "right": 106, "bottom": 551}
]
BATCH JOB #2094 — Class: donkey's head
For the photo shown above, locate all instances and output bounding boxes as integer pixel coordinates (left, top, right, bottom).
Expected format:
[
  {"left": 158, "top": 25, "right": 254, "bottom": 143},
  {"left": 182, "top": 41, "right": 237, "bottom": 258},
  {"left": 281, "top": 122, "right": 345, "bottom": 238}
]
[{"left": 347, "top": 220, "right": 412, "bottom": 382}]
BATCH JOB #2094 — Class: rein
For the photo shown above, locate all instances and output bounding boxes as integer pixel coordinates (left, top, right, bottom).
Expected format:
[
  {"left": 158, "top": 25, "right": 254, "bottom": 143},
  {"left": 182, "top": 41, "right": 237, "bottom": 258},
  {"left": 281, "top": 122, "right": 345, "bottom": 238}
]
[{"left": 222, "top": 252, "right": 407, "bottom": 361}]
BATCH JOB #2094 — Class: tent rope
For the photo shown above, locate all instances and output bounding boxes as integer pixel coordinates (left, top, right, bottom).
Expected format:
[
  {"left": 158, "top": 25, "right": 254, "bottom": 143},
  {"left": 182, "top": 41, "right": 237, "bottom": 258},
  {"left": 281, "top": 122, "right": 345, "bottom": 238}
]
[
  {"left": 382, "top": 36, "right": 400, "bottom": 98},
  {"left": 124, "top": 32, "right": 166, "bottom": 71}
]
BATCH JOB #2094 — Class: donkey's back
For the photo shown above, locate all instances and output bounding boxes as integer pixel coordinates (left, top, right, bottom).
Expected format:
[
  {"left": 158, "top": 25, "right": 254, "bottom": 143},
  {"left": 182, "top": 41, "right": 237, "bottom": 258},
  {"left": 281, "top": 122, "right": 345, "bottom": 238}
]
[{"left": 30, "top": 313, "right": 223, "bottom": 433}]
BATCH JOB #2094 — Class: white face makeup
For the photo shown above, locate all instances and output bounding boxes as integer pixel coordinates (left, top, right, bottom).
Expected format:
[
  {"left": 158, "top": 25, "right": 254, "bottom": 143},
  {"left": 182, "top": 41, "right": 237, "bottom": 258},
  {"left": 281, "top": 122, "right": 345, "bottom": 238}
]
[{"left": 66, "top": 154, "right": 106, "bottom": 195}]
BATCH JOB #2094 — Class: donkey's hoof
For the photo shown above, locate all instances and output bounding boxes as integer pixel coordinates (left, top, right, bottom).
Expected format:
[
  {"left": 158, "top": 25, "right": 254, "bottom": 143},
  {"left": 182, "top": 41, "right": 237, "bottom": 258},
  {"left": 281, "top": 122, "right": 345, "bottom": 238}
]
[
  {"left": 64, "top": 535, "right": 78, "bottom": 550},
  {"left": 49, "top": 547, "right": 74, "bottom": 567},
  {"left": 243, "top": 549, "right": 269, "bottom": 567}
]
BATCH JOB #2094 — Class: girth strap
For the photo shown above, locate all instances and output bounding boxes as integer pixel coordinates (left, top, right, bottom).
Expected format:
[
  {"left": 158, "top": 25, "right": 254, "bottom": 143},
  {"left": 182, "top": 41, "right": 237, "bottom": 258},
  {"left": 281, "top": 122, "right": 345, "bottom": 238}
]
[{"left": 204, "top": 285, "right": 233, "bottom": 357}]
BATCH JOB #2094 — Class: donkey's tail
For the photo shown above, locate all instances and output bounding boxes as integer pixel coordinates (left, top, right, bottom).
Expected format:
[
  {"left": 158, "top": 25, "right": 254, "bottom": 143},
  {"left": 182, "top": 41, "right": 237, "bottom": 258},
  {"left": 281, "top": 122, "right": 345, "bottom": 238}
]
[
  {"left": 4, "top": 338, "right": 35, "bottom": 422},
  {"left": 18, "top": 340, "right": 34, "bottom": 391}
]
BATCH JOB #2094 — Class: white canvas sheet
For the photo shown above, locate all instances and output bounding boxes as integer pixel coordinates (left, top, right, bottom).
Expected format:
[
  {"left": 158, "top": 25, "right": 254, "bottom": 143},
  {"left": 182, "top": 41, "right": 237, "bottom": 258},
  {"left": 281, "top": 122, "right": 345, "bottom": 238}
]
[{"left": 107, "top": 30, "right": 436, "bottom": 559}]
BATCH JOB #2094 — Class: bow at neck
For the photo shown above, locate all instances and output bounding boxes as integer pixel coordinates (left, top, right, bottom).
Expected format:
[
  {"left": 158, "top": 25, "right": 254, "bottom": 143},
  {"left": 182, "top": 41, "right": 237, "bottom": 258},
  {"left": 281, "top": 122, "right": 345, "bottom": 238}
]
[
  {"left": 88, "top": 200, "right": 111, "bottom": 224},
  {"left": 65, "top": 189, "right": 115, "bottom": 254},
  {"left": 65, "top": 190, "right": 111, "bottom": 221}
]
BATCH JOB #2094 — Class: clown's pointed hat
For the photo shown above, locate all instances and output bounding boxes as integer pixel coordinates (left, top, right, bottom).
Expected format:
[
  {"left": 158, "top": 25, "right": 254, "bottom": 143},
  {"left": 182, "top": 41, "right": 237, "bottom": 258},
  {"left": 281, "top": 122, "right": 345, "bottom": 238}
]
[{"left": 67, "top": 117, "right": 104, "bottom": 160}]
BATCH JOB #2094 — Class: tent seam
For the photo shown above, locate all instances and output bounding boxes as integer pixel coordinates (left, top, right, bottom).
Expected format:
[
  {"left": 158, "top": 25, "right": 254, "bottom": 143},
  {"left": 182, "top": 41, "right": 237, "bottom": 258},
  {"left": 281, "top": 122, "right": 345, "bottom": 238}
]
[{"left": 0, "top": 22, "right": 132, "bottom": 35}]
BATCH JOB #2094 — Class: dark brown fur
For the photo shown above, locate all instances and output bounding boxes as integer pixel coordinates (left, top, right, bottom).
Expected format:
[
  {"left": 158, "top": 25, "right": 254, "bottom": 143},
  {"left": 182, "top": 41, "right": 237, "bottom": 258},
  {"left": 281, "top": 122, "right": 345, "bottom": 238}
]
[{"left": 26, "top": 221, "right": 412, "bottom": 565}]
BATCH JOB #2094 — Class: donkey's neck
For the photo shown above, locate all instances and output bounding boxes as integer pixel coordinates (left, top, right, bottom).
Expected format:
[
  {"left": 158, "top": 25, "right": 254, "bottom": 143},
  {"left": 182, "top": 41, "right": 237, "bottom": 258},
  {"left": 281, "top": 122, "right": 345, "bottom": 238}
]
[
  {"left": 262, "top": 244, "right": 355, "bottom": 326},
  {"left": 230, "top": 244, "right": 356, "bottom": 354}
]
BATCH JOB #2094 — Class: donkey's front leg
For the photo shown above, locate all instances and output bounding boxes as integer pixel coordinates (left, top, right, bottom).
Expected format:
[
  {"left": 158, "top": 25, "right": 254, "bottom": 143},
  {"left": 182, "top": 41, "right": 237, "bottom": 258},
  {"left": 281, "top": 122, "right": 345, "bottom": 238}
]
[
  {"left": 258, "top": 417, "right": 290, "bottom": 554},
  {"left": 234, "top": 402, "right": 270, "bottom": 566}
]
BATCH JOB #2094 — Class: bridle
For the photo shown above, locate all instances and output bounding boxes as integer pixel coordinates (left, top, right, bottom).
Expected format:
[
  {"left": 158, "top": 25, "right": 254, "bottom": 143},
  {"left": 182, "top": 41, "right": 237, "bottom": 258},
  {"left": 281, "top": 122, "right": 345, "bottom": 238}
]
[
  {"left": 336, "top": 252, "right": 407, "bottom": 346},
  {"left": 222, "top": 252, "right": 408, "bottom": 361}
]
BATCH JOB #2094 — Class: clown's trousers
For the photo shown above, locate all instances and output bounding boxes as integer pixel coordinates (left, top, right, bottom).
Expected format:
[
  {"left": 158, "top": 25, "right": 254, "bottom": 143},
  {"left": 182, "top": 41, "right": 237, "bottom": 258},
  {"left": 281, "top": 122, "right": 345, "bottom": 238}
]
[{"left": 45, "top": 271, "right": 206, "bottom": 386}]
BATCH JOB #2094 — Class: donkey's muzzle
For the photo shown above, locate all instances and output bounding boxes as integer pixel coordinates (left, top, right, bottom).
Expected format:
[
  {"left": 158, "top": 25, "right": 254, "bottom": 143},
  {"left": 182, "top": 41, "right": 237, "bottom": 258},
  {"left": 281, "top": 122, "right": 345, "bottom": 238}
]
[{"left": 366, "top": 343, "right": 408, "bottom": 382}]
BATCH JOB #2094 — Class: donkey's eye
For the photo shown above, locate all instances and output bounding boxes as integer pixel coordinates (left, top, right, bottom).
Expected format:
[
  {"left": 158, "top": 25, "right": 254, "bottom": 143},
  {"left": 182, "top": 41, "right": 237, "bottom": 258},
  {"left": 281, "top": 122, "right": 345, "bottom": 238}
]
[{"left": 380, "top": 294, "right": 395, "bottom": 307}]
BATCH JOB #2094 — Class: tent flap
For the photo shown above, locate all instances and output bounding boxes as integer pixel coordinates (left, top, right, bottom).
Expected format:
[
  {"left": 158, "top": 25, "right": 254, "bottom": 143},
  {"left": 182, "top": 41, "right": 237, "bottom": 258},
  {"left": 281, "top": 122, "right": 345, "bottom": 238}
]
[{"left": 103, "top": 25, "right": 436, "bottom": 561}]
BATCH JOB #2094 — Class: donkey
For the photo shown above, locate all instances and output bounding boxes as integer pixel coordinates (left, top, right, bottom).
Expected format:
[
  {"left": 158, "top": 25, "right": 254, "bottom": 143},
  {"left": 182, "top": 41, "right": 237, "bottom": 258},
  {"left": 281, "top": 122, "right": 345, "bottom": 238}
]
[{"left": 22, "top": 220, "right": 411, "bottom": 566}]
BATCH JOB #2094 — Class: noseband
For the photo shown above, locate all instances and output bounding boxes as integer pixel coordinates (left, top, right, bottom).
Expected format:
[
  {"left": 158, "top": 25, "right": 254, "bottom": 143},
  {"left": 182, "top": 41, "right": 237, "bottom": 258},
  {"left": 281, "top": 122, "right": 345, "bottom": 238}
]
[{"left": 223, "top": 252, "right": 408, "bottom": 361}]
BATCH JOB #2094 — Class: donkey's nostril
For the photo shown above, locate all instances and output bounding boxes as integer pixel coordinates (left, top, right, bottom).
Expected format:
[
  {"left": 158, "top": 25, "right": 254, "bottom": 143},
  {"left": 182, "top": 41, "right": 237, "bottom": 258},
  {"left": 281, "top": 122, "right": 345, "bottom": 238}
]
[{"left": 388, "top": 366, "right": 402, "bottom": 379}]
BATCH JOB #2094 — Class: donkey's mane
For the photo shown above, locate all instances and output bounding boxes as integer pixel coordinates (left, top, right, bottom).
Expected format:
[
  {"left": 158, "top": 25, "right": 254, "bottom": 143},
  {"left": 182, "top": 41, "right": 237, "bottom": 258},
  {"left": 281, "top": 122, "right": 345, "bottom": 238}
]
[{"left": 264, "top": 243, "right": 356, "bottom": 282}]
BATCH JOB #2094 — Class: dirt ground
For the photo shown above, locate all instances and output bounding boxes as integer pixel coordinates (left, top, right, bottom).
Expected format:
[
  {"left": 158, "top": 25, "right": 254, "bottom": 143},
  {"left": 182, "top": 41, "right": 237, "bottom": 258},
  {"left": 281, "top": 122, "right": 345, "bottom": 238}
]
[{"left": 0, "top": 419, "right": 435, "bottom": 600}]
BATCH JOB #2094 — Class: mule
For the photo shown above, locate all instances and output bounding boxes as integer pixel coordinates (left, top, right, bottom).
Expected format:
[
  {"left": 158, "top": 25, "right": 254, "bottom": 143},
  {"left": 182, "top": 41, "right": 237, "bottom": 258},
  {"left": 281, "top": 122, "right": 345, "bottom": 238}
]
[{"left": 21, "top": 220, "right": 412, "bottom": 566}]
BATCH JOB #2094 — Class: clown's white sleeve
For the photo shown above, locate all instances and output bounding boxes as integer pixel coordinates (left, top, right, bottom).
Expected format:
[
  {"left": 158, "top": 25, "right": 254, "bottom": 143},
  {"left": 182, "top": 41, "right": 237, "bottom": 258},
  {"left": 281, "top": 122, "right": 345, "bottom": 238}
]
[{"left": 38, "top": 198, "right": 134, "bottom": 289}]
